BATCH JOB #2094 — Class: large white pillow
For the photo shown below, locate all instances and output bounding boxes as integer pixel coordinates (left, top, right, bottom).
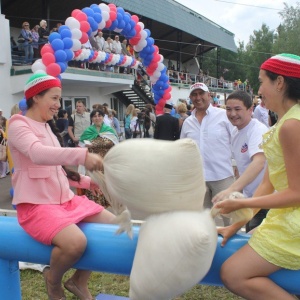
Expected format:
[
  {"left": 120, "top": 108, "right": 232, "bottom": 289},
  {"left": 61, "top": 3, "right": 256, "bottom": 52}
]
[
  {"left": 129, "top": 210, "right": 218, "bottom": 300},
  {"left": 89, "top": 138, "right": 205, "bottom": 220}
]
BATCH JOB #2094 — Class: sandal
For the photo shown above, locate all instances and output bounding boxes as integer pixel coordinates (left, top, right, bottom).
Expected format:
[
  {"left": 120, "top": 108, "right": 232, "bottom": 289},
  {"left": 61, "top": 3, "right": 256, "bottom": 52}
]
[
  {"left": 43, "top": 267, "right": 66, "bottom": 300},
  {"left": 64, "top": 278, "right": 93, "bottom": 300}
]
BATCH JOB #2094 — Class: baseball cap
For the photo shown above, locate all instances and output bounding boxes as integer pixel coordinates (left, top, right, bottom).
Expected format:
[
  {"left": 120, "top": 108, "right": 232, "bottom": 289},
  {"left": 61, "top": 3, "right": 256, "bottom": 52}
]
[{"left": 189, "top": 82, "right": 209, "bottom": 95}]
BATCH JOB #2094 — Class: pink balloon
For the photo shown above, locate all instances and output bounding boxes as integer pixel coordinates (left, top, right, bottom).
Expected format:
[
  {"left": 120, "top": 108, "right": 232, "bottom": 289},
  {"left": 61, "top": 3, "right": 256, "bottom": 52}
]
[
  {"left": 79, "top": 32, "right": 89, "bottom": 44},
  {"left": 105, "top": 19, "right": 112, "bottom": 28},
  {"left": 131, "top": 15, "right": 139, "bottom": 23},
  {"left": 74, "top": 50, "right": 82, "bottom": 58},
  {"left": 80, "top": 21, "right": 90, "bottom": 32},
  {"left": 129, "top": 34, "right": 141, "bottom": 45},
  {"left": 75, "top": 12, "right": 88, "bottom": 22},
  {"left": 110, "top": 11, "right": 117, "bottom": 21},
  {"left": 135, "top": 24, "right": 141, "bottom": 33},
  {"left": 46, "top": 63, "right": 61, "bottom": 77},
  {"left": 71, "top": 9, "right": 82, "bottom": 18},
  {"left": 41, "top": 44, "right": 54, "bottom": 56},
  {"left": 42, "top": 52, "right": 55, "bottom": 66},
  {"left": 108, "top": 3, "right": 117, "bottom": 11}
]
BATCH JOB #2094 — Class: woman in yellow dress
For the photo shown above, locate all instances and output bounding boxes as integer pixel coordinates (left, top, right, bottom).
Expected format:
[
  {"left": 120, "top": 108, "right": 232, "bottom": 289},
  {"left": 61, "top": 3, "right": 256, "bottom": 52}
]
[{"left": 214, "top": 53, "right": 300, "bottom": 300}]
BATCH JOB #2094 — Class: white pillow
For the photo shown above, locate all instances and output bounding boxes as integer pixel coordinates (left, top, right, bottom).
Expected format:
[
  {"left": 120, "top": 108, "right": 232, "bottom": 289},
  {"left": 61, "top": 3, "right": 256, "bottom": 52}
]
[
  {"left": 129, "top": 210, "right": 217, "bottom": 300},
  {"left": 89, "top": 138, "right": 205, "bottom": 220}
]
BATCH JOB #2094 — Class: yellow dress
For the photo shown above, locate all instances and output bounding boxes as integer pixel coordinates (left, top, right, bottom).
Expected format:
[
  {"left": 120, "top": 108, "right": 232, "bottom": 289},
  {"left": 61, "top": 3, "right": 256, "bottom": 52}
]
[{"left": 249, "top": 104, "right": 300, "bottom": 270}]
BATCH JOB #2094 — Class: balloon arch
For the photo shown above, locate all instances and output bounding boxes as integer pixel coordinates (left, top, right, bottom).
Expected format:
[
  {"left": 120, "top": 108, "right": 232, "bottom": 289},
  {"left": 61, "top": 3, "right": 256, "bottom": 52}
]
[{"left": 31, "top": 2, "right": 172, "bottom": 114}]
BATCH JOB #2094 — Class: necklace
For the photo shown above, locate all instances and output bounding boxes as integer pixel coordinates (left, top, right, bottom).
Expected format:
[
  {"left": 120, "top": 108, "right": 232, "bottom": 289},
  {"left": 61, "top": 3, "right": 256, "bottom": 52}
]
[{"left": 259, "top": 123, "right": 277, "bottom": 149}]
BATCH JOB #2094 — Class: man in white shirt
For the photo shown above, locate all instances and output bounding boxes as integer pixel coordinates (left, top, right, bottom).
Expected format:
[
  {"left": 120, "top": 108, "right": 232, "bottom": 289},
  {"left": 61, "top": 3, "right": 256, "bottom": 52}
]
[
  {"left": 180, "top": 82, "right": 234, "bottom": 225},
  {"left": 212, "top": 90, "right": 269, "bottom": 231},
  {"left": 113, "top": 35, "right": 122, "bottom": 73},
  {"left": 253, "top": 96, "right": 269, "bottom": 128}
]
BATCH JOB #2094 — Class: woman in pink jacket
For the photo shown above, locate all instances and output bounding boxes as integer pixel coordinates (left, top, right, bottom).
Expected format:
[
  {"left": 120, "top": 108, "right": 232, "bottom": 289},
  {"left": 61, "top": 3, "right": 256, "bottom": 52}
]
[{"left": 8, "top": 73, "right": 115, "bottom": 300}]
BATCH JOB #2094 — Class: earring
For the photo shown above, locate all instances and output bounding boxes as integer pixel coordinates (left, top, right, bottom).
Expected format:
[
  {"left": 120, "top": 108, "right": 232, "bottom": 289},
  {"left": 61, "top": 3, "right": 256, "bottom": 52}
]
[{"left": 277, "top": 89, "right": 281, "bottom": 92}]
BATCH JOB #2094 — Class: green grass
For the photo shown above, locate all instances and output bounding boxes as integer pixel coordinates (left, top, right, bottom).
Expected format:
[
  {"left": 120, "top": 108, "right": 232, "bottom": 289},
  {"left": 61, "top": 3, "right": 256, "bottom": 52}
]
[{"left": 20, "top": 269, "right": 242, "bottom": 300}]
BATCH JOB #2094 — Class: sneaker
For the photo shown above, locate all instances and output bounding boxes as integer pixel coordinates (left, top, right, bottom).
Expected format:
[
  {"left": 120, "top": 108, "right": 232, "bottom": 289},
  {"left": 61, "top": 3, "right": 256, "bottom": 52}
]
[{"left": 0, "top": 174, "right": 6, "bottom": 179}]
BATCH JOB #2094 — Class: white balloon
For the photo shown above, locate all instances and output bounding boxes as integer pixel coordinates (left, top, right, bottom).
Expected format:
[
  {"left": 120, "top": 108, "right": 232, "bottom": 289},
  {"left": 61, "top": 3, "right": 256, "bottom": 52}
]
[
  {"left": 159, "top": 54, "right": 164, "bottom": 63},
  {"left": 157, "top": 62, "right": 165, "bottom": 72},
  {"left": 98, "top": 20, "right": 106, "bottom": 30},
  {"left": 101, "top": 11, "right": 110, "bottom": 22},
  {"left": 135, "top": 39, "right": 147, "bottom": 52},
  {"left": 153, "top": 70, "right": 162, "bottom": 79},
  {"left": 65, "top": 17, "right": 80, "bottom": 30},
  {"left": 114, "top": 28, "right": 123, "bottom": 33},
  {"left": 125, "top": 56, "right": 133, "bottom": 67},
  {"left": 140, "top": 30, "right": 147, "bottom": 40},
  {"left": 71, "top": 28, "right": 82, "bottom": 40},
  {"left": 137, "top": 22, "right": 144, "bottom": 30},
  {"left": 99, "top": 3, "right": 110, "bottom": 13},
  {"left": 71, "top": 39, "right": 81, "bottom": 51},
  {"left": 31, "top": 60, "right": 46, "bottom": 73}
]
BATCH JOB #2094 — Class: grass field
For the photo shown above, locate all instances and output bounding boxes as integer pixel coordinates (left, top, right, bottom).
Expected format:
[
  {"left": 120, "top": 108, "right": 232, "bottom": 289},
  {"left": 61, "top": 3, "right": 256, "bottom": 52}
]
[{"left": 20, "top": 269, "right": 243, "bottom": 300}]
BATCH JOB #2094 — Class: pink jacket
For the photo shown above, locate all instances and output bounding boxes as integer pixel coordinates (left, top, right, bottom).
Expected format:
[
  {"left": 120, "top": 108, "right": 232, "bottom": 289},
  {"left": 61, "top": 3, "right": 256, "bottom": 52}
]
[{"left": 8, "top": 115, "right": 90, "bottom": 205}]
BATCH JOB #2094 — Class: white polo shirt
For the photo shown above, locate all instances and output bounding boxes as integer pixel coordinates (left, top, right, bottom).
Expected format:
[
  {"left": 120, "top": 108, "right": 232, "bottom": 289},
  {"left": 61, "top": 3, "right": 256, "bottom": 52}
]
[
  {"left": 231, "top": 118, "right": 268, "bottom": 197},
  {"left": 180, "top": 105, "right": 234, "bottom": 181}
]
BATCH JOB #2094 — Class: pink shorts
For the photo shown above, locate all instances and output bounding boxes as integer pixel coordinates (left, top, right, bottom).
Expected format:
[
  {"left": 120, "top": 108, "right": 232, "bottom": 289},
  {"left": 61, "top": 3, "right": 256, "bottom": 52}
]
[{"left": 17, "top": 195, "right": 104, "bottom": 245}]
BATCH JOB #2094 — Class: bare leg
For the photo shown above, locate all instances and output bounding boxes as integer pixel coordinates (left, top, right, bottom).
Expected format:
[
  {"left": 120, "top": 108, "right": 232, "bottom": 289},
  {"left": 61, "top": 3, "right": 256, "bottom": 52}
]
[
  {"left": 221, "top": 244, "right": 295, "bottom": 300},
  {"left": 45, "top": 224, "right": 88, "bottom": 299},
  {"left": 64, "top": 209, "right": 116, "bottom": 299}
]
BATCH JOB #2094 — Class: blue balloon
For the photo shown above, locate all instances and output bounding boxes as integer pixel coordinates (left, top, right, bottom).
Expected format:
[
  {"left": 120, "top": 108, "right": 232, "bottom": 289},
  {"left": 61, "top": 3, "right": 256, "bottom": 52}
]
[
  {"left": 90, "top": 4, "right": 101, "bottom": 13},
  {"left": 64, "top": 49, "right": 74, "bottom": 61},
  {"left": 109, "top": 20, "right": 119, "bottom": 31},
  {"left": 87, "top": 28, "right": 92, "bottom": 37},
  {"left": 49, "top": 32, "right": 61, "bottom": 43},
  {"left": 11, "top": 167, "right": 14, "bottom": 174},
  {"left": 62, "top": 37, "right": 73, "bottom": 50},
  {"left": 51, "top": 39, "right": 64, "bottom": 51},
  {"left": 19, "top": 98, "right": 27, "bottom": 111},
  {"left": 60, "top": 29, "right": 72, "bottom": 39},
  {"left": 56, "top": 74, "right": 62, "bottom": 81},
  {"left": 58, "top": 25, "right": 70, "bottom": 33},
  {"left": 118, "top": 20, "right": 125, "bottom": 29},
  {"left": 117, "top": 7, "right": 125, "bottom": 15},
  {"left": 10, "top": 188, "right": 14, "bottom": 198},
  {"left": 55, "top": 49, "right": 67, "bottom": 62},
  {"left": 89, "top": 50, "right": 94, "bottom": 60},
  {"left": 93, "top": 13, "right": 102, "bottom": 24},
  {"left": 82, "top": 7, "right": 94, "bottom": 17},
  {"left": 147, "top": 37, "right": 155, "bottom": 47},
  {"left": 57, "top": 62, "right": 67, "bottom": 73},
  {"left": 117, "top": 13, "right": 123, "bottom": 23},
  {"left": 145, "top": 29, "right": 151, "bottom": 37},
  {"left": 123, "top": 14, "right": 130, "bottom": 24}
]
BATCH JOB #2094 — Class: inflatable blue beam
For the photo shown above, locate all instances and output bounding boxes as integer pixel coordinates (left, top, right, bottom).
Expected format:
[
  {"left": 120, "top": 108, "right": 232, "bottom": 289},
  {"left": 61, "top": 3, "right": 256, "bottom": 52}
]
[{"left": 0, "top": 216, "right": 300, "bottom": 299}]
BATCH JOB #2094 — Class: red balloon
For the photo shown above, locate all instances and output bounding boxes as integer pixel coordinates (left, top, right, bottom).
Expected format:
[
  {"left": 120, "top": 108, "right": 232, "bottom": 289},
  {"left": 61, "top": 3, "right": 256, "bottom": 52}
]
[
  {"left": 108, "top": 3, "right": 117, "bottom": 11},
  {"left": 121, "top": 56, "right": 127, "bottom": 65},
  {"left": 80, "top": 21, "right": 90, "bottom": 32},
  {"left": 71, "top": 9, "right": 82, "bottom": 18},
  {"left": 74, "top": 50, "right": 82, "bottom": 58},
  {"left": 79, "top": 32, "right": 89, "bottom": 44},
  {"left": 131, "top": 15, "right": 139, "bottom": 23},
  {"left": 110, "top": 11, "right": 117, "bottom": 21},
  {"left": 75, "top": 12, "right": 88, "bottom": 22},
  {"left": 135, "top": 24, "right": 141, "bottom": 33},
  {"left": 163, "top": 92, "right": 171, "bottom": 101},
  {"left": 129, "top": 33, "right": 141, "bottom": 45},
  {"left": 46, "top": 63, "right": 61, "bottom": 77},
  {"left": 41, "top": 44, "right": 54, "bottom": 56},
  {"left": 105, "top": 19, "right": 112, "bottom": 28},
  {"left": 153, "top": 54, "right": 161, "bottom": 63},
  {"left": 42, "top": 52, "right": 55, "bottom": 66}
]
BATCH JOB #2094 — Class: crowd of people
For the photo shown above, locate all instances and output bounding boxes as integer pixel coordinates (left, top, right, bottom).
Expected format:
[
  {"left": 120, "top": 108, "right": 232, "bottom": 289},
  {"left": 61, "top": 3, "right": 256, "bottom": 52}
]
[{"left": 2, "top": 52, "right": 300, "bottom": 299}]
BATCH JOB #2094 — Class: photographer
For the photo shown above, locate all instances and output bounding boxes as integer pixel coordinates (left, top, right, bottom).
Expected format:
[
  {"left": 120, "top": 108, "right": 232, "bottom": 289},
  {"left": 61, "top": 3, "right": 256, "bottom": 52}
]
[{"left": 130, "top": 109, "right": 145, "bottom": 138}]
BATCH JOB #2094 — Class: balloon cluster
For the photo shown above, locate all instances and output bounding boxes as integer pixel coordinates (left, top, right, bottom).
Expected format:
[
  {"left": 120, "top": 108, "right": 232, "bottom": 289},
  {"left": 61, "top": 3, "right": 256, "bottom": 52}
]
[{"left": 31, "top": 2, "right": 171, "bottom": 114}]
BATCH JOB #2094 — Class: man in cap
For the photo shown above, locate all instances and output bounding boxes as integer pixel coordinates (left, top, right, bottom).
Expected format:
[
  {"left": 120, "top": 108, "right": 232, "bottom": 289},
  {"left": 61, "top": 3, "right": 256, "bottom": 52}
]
[
  {"left": 154, "top": 103, "right": 180, "bottom": 140},
  {"left": 180, "top": 82, "right": 234, "bottom": 225}
]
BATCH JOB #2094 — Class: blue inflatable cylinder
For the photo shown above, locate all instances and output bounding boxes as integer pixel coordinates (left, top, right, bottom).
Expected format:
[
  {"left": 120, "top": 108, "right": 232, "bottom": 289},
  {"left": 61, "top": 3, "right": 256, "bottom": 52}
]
[{"left": 0, "top": 216, "right": 300, "bottom": 298}]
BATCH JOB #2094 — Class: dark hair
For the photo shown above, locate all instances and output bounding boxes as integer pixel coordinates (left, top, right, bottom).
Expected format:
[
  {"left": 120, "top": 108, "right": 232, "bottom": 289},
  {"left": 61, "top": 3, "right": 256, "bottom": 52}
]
[
  {"left": 90, "top": 109, "right": 105, "bottom": 124},
  {"left": 265, "top": 70, "right": 300, "bottom": 102},
  {"left": 226, "top": 90, "right": 253, "bottom": 109},
  {"left": 58, "top": 109, "right": 67, "bottom": 118},
  {"left": 27, "top": 90, "right": 80, "bottom": 182}
]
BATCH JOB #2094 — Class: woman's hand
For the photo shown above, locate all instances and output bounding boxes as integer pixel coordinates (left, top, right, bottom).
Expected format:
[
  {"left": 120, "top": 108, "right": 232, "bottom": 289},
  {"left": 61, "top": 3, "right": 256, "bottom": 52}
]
[
  {"left": 89, "top": 180, "right": 103, "bottom": 196},
  {"left": 84, "top": 153, "right": 103, "bottom": 171},
  {"left": 212, "top": 188, "right": 232, "bottom": 205},
  {"left": 217, "top": 223, "right": 243, "bottom": 247},
  {"left": 213, "top": 198, "right": 243, "bottom": 215}
]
